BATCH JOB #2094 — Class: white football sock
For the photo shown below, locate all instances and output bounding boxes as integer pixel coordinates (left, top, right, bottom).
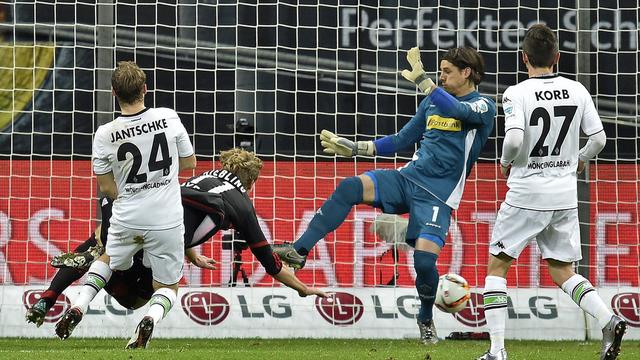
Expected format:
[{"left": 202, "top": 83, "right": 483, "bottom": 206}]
[
  {"left": 561, "top": 274, "right": 613, "bottom": 329},
  {"left": 74, "top": 260, "right": 112, "bottom": 314},
  {"left": 483, "top": 275, "right": 508, "bottom": 354},
  {"left": 146, "top": 287, "right": 177, "bottom": 325}
]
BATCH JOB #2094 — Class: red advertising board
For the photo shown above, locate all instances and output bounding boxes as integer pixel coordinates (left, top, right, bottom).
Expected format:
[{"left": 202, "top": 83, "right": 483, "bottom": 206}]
[{"left": 0, "top": 160, "right": 637, "bottom": 288}]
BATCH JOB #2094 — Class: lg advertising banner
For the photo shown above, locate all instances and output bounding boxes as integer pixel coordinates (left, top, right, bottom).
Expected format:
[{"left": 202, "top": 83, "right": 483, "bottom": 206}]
[
  {"left": 0, "top": 160, "right": 637, "bottom": 288},
  {"left": 3, "top": 286, "right": 639, "bottom": 340},
  {"left": 0, "top": 160, "right": 638, "bottom": 339}
]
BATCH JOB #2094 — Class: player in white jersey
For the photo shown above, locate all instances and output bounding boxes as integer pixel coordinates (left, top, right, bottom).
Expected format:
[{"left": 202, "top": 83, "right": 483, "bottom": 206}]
[
  {"left": 477, "top": 25, "right": 625, "bottom": 360},
  {"left": 56, "top": 61, "right": 197, "bottom": 349}
]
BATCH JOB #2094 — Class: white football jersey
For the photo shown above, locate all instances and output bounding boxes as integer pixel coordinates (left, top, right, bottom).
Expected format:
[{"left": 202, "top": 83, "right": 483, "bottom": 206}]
[
  {"left": 93, "top": 107, "right": 194, "bottom": 229},
  {"left": 502, "top": 75, "right": 603, "bottom": 210}
]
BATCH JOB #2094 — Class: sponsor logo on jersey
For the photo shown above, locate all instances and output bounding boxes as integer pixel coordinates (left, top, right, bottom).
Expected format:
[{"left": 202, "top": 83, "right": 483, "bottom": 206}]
[
  {"left": 466, "top": 99, "right": 489, "bottom": 113},
  {"left": 503, "top": 104, "right": 513, "bottom": 115},
  {"left": 425, "top": 221, "right": 442, "bottom": 229},
  {"left": 23, "top": 290, "right": 71, "bottom": 324},
  {"left": 611, "top": 292, "right": 640, "bottom": 327},
  {"left": 427, "top": 115, "right": 461, "bottom": 132},
  {"left": 181, "top": 291, "right": 230, "bottom": 326},
  {"left": 454, "top": 292, "right": 486, "bottom": 327},
  {"left": 315, "top": 292, "right": 364, "bottom": 326}
]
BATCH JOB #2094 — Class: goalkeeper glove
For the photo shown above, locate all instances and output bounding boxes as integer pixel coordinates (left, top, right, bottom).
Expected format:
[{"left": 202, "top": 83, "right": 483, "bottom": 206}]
[
  {"left": 320, "top": 130, "right": 374, "bottom": 157},
  {"left": 401, "top": 47, "right": 436, "bottom": 95}
]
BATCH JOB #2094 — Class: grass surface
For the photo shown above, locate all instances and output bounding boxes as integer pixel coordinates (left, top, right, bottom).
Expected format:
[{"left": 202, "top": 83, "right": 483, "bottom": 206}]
[{"left": 0, "top": 338, "right": 638, "bottom": 359}]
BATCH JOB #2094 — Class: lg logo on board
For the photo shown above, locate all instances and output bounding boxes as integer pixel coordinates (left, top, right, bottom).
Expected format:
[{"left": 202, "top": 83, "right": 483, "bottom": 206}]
[
  {"left": 454, "top": 292, "right": 486, "bottom": 327},
  {"left": 315, "top": 292, "right": 364, "bottom": 326},
  {"left": 22, "top": 290, "right": 71, "bottom": 324},
  {"left": 181, "top": 291, "right": 230, "bottom": 326},
  {"left": 611, "top": 293, "right": 640, "bottom": 327}
]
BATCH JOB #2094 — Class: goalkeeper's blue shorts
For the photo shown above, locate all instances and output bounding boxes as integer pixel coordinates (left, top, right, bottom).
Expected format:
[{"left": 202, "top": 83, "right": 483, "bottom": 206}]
[{"left": 364, "top": 169, "right": 450, "bottom": 247}]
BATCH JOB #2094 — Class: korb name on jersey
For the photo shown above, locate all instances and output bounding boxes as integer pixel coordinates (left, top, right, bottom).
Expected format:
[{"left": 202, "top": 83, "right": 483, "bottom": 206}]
[
  {"left": 535, "top": 89, "right": 570, "bottom": 101},
  {"left": 110, "top": 118, "right": 168, "bottom": 143},
  {"left": 503, "top": 89, "right": 571, "bottom": 116}
]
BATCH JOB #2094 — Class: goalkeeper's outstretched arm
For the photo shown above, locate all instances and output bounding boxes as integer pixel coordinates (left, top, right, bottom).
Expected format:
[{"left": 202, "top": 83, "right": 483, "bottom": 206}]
[{"left": 319, "top": 47, "right": 438, "bottom": 159}]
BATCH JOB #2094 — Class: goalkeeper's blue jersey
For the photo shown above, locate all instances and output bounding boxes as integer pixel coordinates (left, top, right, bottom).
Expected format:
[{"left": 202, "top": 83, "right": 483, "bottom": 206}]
[{"left": 393, "top": 91, "right": 496, "bottom": 209}]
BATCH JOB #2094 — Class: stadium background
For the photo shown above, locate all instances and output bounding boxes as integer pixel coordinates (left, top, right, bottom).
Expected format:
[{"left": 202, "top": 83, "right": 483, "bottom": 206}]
[{"left": 0, "top": 0, "right": 638, "bottom": 340}]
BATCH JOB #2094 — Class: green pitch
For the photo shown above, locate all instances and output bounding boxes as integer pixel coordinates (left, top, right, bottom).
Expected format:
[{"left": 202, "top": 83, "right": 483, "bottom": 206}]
[{"left": 0, "top": 338, "right": 638, "bottom": 360}]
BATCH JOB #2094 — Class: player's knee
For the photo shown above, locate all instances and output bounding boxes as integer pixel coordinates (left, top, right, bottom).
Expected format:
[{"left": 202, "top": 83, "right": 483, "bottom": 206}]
[
  {"left": 334, "top": 176, "right": 363, "bottom": 205},
  {"left": 413, "top": 250, "right": 438, "bottom": 275},
  {"left": 547, "top": 259, "right": 575, "bottom": 286}
]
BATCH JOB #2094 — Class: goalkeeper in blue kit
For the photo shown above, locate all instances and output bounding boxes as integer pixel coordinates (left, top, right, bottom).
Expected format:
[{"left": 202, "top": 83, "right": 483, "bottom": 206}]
[{"left": 273, "top": 46, "right": 496, "bottom": 343}]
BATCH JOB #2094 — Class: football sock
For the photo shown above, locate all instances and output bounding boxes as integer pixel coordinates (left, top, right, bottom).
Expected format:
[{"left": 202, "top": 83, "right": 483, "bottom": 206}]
[
  {"left": 295, "top": 177, "right": 363, "bottom": 256},
  {"left": 483, "top": 275, "right": 508, "bottom": 354},
  {"left": 147, "top": 287, "right": 177, "bottom": 325},
  {"left": 39, "top": 290, "right": 58, "bottom": 309},
  {"left": 561, "top": 274, "right": 613, "bottom": 329},
  {"left": 48, "top": 234, "right": 98, "bottom": 296},
  {"left": 414, "top": 250, "right": 439, "bottom": 323},
  {"left": 74, "top": 260, "right": 112, "bottom": 314}
]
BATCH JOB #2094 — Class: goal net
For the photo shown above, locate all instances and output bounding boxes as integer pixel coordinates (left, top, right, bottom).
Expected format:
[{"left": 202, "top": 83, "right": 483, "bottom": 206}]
[{"left": 0, "top": 0, "right": 637, "bottom": 339}]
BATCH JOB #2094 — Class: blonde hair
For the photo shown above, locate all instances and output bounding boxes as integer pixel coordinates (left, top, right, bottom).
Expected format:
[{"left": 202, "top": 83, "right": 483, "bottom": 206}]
[
  {"left": 220, "top": 148, "right": 263, "bottom": 189},
  {"left": 111, "top": 61, "right": 146, "bottom": 105}
]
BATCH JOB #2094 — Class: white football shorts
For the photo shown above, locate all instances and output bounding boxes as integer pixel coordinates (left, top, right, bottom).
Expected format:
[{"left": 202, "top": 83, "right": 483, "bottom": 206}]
[
  {"left": 490, "top": 202, "right": 581, "bottom": 262},
  {"left": 106, "top": 222, "right": 185, "bottom": 285}
]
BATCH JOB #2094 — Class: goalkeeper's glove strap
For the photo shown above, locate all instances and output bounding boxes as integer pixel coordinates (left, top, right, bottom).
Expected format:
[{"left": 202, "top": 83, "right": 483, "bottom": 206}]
[
  {"left": 355, "top": 141, "right": 375, "bottom": 156},
  {"left": 414, "top": 73, "right": 431, "bottom": 91}
]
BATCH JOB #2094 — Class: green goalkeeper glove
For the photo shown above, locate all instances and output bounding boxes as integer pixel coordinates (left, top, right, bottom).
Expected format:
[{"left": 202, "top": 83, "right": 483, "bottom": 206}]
[
  {"left": 320, "top": 130, "right": 374, "bottom": 157},
  {"left": 401, "top": 47, "right": 436, "bottom": 95}
]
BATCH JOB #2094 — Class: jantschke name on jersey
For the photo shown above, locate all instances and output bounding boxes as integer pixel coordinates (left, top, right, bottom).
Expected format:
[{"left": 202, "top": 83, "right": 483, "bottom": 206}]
[{"left": 110, "top": 119, "right": 168, "bottom": 143}]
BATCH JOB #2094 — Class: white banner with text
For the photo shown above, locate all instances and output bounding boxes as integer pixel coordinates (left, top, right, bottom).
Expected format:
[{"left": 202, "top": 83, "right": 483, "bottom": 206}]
[{"left": 2, "top": 286, "right": 639, "bottom": 340}]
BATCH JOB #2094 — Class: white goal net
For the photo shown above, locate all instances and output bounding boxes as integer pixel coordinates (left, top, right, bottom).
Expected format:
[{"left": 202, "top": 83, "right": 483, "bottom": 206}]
[{"left": 0, "top": 0, "right": 637, "bottom": 339}]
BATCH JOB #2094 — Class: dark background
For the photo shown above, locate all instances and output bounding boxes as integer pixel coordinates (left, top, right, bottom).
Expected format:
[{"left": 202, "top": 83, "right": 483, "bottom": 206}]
[{"left": 0, "top": 0, "right": 637, "bottom": 162}]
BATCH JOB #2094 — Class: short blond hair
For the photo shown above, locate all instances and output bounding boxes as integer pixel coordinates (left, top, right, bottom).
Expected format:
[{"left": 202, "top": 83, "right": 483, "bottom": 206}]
[
  {"left": 220, "top": 148, "right": 263, "bottom": 189},
  {"left": 111, "top": 61, "right": 146, "bottom": 105}
]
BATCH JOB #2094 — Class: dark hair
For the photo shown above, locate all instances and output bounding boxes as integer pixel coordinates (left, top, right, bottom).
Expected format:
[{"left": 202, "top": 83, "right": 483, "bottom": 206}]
[
  {"left": 111, "top": 61, "right": 146, "bottom": 105},
  {"left": 441, "top": 47, "right": 485, "bottom": 85},
  {"left": 523, "top": 24, "right": 558, "bottom": 68}
]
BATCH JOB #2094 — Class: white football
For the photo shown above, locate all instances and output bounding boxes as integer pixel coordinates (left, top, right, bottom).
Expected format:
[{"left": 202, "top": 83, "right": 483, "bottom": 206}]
[{"left": 434, "top": 273, "right": 471, "bottom": 313}]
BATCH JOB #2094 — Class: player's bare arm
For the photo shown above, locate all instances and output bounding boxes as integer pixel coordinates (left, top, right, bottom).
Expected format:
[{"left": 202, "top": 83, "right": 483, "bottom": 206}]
[
  {"left": 96, "top": 172, "right": 118, "bottom": 200},
  {"left": 272, "top": 265, "right": 327, "bottom": 298},
  {"left": 185, "top": 248, "right": 216, "bottom": 270},
  {"left": 179, "top": 154, "right": 197, "bottom": 171}
]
